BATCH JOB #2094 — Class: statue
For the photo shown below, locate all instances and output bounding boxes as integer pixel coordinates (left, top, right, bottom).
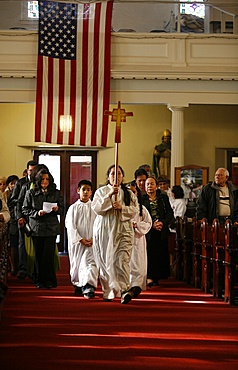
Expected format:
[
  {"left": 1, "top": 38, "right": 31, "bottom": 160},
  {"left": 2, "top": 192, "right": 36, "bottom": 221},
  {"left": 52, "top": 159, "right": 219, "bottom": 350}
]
[{"left": 153, "top": 129, "right": 171, "bottom": 179}]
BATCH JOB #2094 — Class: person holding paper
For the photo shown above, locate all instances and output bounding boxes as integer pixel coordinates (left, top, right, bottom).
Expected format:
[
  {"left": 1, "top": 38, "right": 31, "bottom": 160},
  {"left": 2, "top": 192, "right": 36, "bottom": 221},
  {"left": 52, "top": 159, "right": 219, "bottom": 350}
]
[
  {"left": 22, "top": 168, "right": 64, "bottom": 289},
  {"left": 43, "top": 201, "right": 57, "bottom": 213}
]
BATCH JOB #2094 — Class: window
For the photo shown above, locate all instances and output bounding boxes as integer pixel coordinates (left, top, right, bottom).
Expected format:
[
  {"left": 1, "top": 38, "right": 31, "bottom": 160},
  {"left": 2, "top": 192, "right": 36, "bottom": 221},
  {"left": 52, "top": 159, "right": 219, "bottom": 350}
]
[
  {"left": 28, "top": 1, "right": 39, "bottom": 19},
  {"left": 180, "top": 1, "right": 205, "bottom": 18},
  {"left": 21, "top": 1, "right": 39, "bottom": 22}
]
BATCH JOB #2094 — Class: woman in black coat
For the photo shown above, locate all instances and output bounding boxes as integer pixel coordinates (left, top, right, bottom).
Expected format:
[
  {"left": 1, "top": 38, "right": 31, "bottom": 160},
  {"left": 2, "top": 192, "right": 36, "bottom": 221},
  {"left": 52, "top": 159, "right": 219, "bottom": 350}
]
[
  {"left": 22, "top": 169, "right": 64, "bottom": 289},
  {"left": 143, "top": 176, "right": 174, "bottom": 287}
]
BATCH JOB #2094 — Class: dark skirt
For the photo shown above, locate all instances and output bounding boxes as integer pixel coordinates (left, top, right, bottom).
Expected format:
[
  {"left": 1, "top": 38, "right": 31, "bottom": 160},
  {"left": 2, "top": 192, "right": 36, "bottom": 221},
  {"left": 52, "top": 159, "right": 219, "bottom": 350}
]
[
  {"left": 147, "top": 228, "right": 170, "bottom": 283},
  {"left": 32, "top": 235, "right": 58, "bottom": 287}
]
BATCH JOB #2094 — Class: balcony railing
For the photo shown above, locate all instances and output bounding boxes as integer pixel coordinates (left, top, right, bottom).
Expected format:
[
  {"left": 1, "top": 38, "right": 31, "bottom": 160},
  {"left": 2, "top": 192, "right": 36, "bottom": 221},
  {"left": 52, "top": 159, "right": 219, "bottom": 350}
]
[{"left": 0, "top": 1, "right": 237, "bottom": 34}]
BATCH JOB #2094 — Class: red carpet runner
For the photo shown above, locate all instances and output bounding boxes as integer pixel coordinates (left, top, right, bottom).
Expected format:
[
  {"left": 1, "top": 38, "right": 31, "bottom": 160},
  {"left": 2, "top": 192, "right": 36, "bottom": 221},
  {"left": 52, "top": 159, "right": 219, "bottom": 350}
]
[{"left": 1, "top": 256, "right": 238, "bottom": 370}]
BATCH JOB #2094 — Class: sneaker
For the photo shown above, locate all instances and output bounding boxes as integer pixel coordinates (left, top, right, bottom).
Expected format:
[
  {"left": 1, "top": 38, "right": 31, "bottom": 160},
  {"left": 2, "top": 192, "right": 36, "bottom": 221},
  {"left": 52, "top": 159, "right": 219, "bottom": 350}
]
[
  {"left": 84, "top": 291, "right": 95, "bottom": 299},
  {"left": 82, "top": 283, "right": 95, "bottom": 299},
  {"left": 131, "top": 286, "right": 142, "bottom": 298},
  {"left": 121, "top": 290, "right": 133, "bottom": 304}
]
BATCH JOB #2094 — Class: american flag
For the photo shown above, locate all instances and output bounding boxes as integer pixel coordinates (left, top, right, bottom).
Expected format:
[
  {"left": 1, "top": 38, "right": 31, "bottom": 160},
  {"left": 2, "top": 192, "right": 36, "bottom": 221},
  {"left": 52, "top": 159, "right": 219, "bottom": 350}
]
[{"left": 35, "top": 1, "right": 113, "bottom": 146}]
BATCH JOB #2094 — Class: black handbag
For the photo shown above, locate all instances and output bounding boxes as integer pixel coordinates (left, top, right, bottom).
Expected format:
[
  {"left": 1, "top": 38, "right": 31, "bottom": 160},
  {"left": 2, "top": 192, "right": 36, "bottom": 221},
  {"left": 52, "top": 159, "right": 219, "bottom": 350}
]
[{"left": 22, "top": 223, "right": 33, "bottom": 238}]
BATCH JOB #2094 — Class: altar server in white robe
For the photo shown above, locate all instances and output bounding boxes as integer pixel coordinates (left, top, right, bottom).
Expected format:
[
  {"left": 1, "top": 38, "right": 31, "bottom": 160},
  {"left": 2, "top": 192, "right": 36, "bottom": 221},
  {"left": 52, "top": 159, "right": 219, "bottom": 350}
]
[
  {"left": 92, "top": 165, "right": 138, "bottom": 304},
  {"left": 127, "top": 182, "right": 152, "bottom": 298},
  {"left": 65, "top": 180, "right": 98, "bottom": 299}
]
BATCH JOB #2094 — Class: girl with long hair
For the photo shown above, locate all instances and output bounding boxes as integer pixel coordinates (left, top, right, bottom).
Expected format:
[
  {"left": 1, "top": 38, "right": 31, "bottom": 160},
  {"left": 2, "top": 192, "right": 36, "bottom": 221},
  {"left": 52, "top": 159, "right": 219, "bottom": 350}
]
[
  {"left": 127, "top": 181, "right": 152, "bottom": 298},
  {"left": 92, "top": 165, "right": 138, "bottom": 304}
]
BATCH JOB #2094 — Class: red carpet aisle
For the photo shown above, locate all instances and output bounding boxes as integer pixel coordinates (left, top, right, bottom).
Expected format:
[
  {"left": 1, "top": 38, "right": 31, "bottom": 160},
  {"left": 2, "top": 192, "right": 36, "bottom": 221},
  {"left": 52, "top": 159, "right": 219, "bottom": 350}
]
[{"left": 1, "top": 256, "right": 238, "bottom": 370}]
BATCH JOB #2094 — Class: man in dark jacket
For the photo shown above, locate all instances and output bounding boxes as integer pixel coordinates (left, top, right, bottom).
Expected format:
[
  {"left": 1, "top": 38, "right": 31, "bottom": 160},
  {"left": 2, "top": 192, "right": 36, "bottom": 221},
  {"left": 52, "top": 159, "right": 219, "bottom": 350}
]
[
  {"left": 9, "top": 160, "right": 37, "bottom": 279},
  {"left": 196, "top": 167, "right": 238, "bottom": 225}
]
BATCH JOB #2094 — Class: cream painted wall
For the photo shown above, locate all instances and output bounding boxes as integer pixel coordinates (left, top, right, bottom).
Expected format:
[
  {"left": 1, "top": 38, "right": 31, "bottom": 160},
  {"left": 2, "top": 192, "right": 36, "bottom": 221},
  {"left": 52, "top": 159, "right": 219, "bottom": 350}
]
[
  {"left": 0, "top": 103, "right": 238, "bottom": 186},
  {"left": 184, "top": 105, "right": 238, "bottom": 180},
  {"left": 0, "top": 103, "right": 35, "bottom": 178}
]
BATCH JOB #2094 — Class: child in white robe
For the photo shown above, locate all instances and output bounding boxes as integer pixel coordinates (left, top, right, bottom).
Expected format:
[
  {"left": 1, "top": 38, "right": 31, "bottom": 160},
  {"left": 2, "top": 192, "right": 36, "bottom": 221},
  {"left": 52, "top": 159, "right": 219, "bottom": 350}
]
[
  {"left": 65, "top": 180, "right": 98, "bottom": 299},
  {"left": 127, "top": 182, "right": 152, "bottom": 298}
]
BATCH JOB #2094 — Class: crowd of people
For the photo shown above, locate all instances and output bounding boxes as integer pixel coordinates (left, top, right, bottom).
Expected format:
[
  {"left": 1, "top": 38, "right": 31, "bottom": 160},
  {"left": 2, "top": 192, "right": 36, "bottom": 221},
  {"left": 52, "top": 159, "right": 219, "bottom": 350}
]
[{"left": 1, "top": 160, "right": 237, "bottom": 305}]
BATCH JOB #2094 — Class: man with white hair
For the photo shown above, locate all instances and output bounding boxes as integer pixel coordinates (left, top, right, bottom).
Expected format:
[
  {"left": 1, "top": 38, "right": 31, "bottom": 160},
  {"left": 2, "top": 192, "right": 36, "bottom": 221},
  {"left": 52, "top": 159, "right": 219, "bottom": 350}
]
[{"left": 196, "top": 167, "right": 238, "bottom": 225}]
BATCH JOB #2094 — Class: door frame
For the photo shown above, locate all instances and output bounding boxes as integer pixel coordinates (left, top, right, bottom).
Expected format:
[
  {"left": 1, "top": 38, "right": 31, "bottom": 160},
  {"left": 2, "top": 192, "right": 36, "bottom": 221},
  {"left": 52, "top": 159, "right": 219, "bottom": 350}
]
[{"left": 33, "top": 149, "right": 97, "bottom": 253}]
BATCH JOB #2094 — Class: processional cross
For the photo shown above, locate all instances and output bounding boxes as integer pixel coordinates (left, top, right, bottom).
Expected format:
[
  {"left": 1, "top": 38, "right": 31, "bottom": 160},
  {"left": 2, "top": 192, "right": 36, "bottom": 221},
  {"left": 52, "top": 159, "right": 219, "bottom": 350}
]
[{"left": 105, "top": 101, "right": 134, "bottom": 195}]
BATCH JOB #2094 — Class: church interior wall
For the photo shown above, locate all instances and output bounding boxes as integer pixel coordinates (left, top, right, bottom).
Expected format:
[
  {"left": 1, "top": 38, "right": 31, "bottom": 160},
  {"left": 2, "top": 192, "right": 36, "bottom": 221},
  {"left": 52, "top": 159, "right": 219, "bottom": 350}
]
[
  {"left": 0, "top": 102, "right": 237, "bottom": 186},
  {"left": 183, "top": 104, "right": 238, "bottom": 178},
  {"left": 0, "top": 103, "right": 35, "bottom": 178}
]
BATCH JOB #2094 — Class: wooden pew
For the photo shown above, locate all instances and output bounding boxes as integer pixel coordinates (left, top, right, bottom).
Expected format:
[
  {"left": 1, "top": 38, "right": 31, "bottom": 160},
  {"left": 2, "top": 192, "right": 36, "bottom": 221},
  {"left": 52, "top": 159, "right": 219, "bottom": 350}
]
[
  {"left": 211, "top": 219, "right": 225, "bottom": 299},
  {"left": 172, "top": 216, "right": 237, "bottom": 305},
  {"left": 191, "top": 218, "right": 202, "bottom": 288},
  {"left": 200, "top": 218, "right": 213, "bottom": 294},
  {"left": 224, "top": 220, "right": 238, "bottom": 305},
  {"left": 182, "top": 216, "right": 193, "bottom": 285},
  {"left": 175, "top": 216, "right": 183, "bottom": 281}
]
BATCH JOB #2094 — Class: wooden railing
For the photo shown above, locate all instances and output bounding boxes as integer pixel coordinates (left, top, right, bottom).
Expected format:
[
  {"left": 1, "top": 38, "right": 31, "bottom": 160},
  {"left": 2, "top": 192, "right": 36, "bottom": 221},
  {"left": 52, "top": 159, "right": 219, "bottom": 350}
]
[{"left": 208, "top": 4, "right": 238, "bottom": 34}]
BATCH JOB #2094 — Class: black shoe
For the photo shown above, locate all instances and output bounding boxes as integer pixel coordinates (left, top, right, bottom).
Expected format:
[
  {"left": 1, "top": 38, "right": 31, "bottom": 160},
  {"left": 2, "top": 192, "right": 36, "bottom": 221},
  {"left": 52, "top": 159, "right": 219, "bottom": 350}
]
[
  {"left": 10, "top": 270, "right": 18, "bottom": 276},
  {"left": 36, "top": 283, "right": 44, "bottom": 289},
  {"left": 74, "top": 286, "right": 82, "bottom": 296},
  {"left": 17, "top": 271, "right": 27, "bottom": 279},
  {"left": 45, "top": 285, "right": 53, "bottom": 289},
  {"left": 131, "top": 286, "right": 142, "bottom": 298},
  {"left": 121, "top": 290, "right": 133, "bottom": 304}
]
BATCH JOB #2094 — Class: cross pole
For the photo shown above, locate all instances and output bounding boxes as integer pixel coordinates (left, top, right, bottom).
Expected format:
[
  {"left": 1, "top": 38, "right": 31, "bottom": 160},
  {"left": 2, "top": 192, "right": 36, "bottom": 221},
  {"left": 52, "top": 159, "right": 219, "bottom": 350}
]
[{"left": 105, "top": 101, "right": 134, "bottom": 201}]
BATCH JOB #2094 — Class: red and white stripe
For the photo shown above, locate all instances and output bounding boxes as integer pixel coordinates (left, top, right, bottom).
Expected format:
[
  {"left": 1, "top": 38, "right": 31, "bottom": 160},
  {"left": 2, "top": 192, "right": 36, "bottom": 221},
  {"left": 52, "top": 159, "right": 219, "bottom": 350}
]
[{"left": 35, "top": 1, "right": 113, "bottom": 147}]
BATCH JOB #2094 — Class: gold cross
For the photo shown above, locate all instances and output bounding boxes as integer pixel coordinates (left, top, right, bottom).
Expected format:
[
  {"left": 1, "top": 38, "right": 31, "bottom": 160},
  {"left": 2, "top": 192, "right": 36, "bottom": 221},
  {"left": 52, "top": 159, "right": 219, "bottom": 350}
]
[{"left": 105, "top": 101, "right": 133, "bottom": 143}]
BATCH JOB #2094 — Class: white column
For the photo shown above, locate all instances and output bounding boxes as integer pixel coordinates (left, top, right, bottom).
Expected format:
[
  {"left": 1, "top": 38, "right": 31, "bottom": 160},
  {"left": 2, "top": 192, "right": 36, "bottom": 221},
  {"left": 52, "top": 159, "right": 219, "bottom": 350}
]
[{"left": 167, "top": 104, "right": 187, "bottom": 186}]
